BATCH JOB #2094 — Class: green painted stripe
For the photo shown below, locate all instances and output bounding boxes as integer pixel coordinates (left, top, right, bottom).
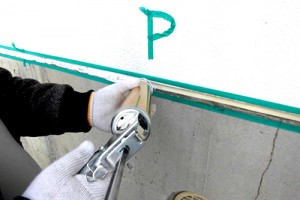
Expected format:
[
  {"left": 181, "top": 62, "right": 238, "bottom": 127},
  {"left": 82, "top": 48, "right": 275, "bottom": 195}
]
[
  {"left": 154, "top": 92, "right": 300, "bottom": 133},
  {"left": 0, "top": 45, "right": 300, "bottom": 133},
  {"left": 136, "top": 95, "right": 141, "bottom": 107},
  {"left": 0, "top": 52, "right": 114, "bottom": 85},
  {"left": 147, "top": 85, "right": 150, "bottom": 113},
  {"left": 0, "top": 43, "right": 299, "bottom": 115}
]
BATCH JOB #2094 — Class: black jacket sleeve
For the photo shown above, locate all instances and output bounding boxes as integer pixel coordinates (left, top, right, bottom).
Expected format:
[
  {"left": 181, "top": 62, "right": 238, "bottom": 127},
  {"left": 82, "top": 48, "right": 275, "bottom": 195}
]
[
  {"left": 13, "top": 196, "right": 30, "bottom": 200},
  {"left": 0, "top": 67, "right": 92, "bottom": 142}
]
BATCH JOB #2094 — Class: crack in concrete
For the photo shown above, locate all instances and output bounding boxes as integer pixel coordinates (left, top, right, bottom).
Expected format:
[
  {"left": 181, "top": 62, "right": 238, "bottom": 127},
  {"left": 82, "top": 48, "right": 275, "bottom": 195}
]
[
  {"left": 255, "top": 129, "right": 279, "bottom": 200},
  {"left": 202, "top": 132, "right": 212, "bottom": 194}
]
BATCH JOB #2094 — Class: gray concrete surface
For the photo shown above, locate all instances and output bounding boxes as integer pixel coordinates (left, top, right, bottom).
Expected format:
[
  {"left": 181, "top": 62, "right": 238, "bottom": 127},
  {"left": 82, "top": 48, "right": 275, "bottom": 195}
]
[{"left": 2, "top": 58, "right": 300, "bottom": 200}]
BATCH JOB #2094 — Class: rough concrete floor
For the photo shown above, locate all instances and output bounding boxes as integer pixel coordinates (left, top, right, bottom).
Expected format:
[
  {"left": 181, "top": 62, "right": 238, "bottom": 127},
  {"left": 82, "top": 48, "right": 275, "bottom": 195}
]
[{"left": 2, "top": 58, "right": 300, "bottom": 200}]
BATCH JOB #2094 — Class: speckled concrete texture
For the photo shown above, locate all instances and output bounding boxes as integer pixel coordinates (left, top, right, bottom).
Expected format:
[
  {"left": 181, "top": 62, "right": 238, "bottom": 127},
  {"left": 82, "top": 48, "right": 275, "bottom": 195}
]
[{"left": 2, "top": 58, "right": 300, "bottom": 200}]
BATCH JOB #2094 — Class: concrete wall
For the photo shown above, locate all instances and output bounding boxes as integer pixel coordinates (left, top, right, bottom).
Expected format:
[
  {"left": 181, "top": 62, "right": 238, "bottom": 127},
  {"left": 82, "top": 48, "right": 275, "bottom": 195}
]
[{"left": 2, "top": 58, "right": 300, "bottom": 200}]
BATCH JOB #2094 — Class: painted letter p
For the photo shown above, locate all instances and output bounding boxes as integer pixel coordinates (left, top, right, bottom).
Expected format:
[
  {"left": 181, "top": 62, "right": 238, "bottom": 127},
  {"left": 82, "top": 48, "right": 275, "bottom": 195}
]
[{"left": 140, "top": 7, "right": 176, "bottom": 59}]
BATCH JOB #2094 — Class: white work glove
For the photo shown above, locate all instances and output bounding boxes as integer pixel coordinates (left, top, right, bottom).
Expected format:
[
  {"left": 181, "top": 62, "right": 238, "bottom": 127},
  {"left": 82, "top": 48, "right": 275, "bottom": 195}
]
[
  {"left": 22, "top": 141, "right": 111, "bottom": 200},
  {"left": 88, "top": 78, "right": 141, "bottom": 132}
]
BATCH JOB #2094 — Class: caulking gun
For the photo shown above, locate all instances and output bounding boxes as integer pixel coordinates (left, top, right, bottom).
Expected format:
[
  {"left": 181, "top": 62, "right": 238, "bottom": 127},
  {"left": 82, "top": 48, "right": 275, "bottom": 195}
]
[{"left": 79, "top": 79, "right": 153, "bottom": 200}]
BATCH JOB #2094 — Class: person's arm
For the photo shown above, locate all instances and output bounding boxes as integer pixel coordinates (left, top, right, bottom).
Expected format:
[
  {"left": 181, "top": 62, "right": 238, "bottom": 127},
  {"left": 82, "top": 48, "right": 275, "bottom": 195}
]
[{"left": 0, "top": 67, "right": 92, "bottom": 142}]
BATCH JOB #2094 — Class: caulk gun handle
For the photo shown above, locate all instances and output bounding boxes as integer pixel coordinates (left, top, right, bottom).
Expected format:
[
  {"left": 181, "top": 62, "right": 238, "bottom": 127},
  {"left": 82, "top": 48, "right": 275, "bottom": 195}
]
[{"left": 105, "top": 148, "right": 129, "bottom": 200}]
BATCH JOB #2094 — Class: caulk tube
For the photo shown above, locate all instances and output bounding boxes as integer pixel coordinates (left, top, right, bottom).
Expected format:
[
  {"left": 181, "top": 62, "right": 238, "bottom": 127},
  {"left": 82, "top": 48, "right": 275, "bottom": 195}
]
[
  {"left": 111, "top": 79, "right": 153, "bottom": 137},
  {"left": 120, "top": 79, "right": 152, "bottom": 116}
]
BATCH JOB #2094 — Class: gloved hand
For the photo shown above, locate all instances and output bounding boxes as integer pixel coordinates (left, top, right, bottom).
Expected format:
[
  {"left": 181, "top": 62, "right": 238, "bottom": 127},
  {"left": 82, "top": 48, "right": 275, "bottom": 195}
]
[
  {"left": 22, "top": 141, "right": 111, "bottom": 200},
  {"left": 88, "top": 78, "right": 141, "bottom": 132}
]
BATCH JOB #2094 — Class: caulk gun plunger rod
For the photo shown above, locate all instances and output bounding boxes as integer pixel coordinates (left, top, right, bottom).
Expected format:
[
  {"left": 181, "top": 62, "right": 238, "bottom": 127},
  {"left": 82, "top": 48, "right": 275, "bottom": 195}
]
[{"left": 105, "top": 149, "right": 128, "bottom": 200}]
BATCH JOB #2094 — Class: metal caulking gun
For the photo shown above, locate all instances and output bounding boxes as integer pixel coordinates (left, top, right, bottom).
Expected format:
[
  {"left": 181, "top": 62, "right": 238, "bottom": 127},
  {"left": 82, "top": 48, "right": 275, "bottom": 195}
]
[{"left": 79, "top": 79, "right": 153, "bottom": 200}]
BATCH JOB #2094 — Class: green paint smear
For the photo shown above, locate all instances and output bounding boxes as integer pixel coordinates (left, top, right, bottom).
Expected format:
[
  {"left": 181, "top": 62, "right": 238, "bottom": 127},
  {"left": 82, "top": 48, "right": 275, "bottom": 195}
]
[{"left": 0, "top": 44, "right": 300, "bottom": 133}]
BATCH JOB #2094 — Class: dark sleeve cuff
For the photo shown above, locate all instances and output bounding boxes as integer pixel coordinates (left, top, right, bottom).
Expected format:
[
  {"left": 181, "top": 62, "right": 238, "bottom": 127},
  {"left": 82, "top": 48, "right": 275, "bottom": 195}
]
[
  {"left": 13, "top": 196, "right": 30, "bottom": 200},
  {"left": 61, "top": 89, "right": 93, "bottom": 133}
]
